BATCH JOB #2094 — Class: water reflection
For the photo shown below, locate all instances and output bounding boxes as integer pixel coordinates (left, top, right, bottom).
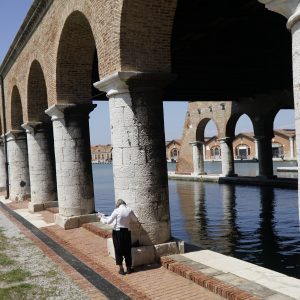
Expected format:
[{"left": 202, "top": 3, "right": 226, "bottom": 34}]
[
  {"left": 177, "top": 182, "right": 241, "bottom": 255},
  {"left": 92, "top": 164, "right": 300, "bottom": 279},
  {"left": 256, "top": 187, "right": 281, "bottom": 271},
  {"left": 174, "top": 180, "right": 300, "bottom": 278},
  {"left": 221, "top": 185, "right": 240, "bottom": 256},
  {"left": 193, "top": 182, "right": 209, "bottom": 243}
]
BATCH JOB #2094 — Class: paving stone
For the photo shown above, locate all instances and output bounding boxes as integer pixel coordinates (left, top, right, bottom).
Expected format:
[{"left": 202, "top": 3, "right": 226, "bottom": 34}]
[
  {"left": 238, "top": 281, "right": 277, "bottom": 298},
  {"left": 265, "top": 294, "right": 296, "bottom": 300},
  {"left": 214, "top": 272, "right": 250, "bottom": 286},
  {"left": 199, "top": 267, "right": 224, "bottom": 277}
]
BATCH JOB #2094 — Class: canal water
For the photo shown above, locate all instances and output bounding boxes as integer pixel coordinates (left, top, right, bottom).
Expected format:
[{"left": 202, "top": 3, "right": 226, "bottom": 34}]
[{"left": 92, "top": 161, "right": 300, "bottom": 279}]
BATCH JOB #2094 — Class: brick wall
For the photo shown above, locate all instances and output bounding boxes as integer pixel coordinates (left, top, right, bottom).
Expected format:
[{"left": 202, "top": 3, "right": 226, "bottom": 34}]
[{"left": 2, "top": 0, "right": 177, "bottom": 130}]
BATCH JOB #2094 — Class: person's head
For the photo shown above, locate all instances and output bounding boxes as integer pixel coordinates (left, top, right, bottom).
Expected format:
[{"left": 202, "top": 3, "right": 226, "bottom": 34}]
[{"left": 116, "top": 199, "right": 126, "bottom": 208}]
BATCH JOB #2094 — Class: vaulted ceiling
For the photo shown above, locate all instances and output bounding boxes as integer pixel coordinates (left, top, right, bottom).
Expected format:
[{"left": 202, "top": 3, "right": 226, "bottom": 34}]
[{"left": 166, "top": 0, "right": 292, "bottom": 101}]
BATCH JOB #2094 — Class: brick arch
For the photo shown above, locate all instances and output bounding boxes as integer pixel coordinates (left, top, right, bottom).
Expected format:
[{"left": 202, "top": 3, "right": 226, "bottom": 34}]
[
  {"left": 10, "top": 86, "right": 24, "bottom": 130},
  {"left": 196, "top": 118, "right": 219, "bottom": 142},
  {"left": 226, "top": 113, "right": 254, "bottom": 138},
  {"left": 119, "top": 0, "right": 177, "bottom": 72},
  {"left": 27, "top": 60, "right": 49, "bottom": 122},
  {"left": 56, "top": 10, "right": 99, "bottom": 103}
]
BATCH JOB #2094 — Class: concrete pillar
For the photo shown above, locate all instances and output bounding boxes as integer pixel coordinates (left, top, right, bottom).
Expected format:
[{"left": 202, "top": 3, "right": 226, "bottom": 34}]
[
  {"left": 255, "top": 135, "right": 274, "bottom": 178},
  {"left": 190, "top": 141, "right": 206, "bottom": 175},
  {"left": 6, "top": 130, "right": 30, "bottom": 201},
  {"left": 21, "top": 122, "right": 57, "bottom": 212},
  {"left": 0, "top": 138, "right": 7, "bottom": 191},
  {"left": 289, "top": 137, "right": 294, "bottom": 159},
  {"left": 94, "top": 72, "right": 173, "bottom": 246},
  {"left": 45, "top": 104, "right": 97, "bottom": 229},
  {"left": 218, "top": 137, "right": 235, "bottom": 177}
]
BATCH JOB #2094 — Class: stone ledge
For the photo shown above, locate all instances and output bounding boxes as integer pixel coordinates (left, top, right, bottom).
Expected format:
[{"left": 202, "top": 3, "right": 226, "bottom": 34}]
[
  {"left": 46, "top": 207, "right": 59, "bottom": 214},
  {"left": 81, "top": 222, "right": 112, "bottom": 239},
  {"left": 161, "top": 256, "right": 261, "bottom": 300},
  {"left": 54, "top": 213, "right": 99, "bottom": 230},
  {"left": 28, "top": 201, "right": 58, "bottom": 212},
  {"left": 161, "top": 254, "right": 297, "bottom": 300},
  {"left": 107, "top": 237, "right": 184, "bottom": 267}
]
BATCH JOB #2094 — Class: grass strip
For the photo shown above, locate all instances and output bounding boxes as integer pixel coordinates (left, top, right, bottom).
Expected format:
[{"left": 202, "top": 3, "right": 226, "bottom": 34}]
[
  {"left": 0, "top": 283, "right": 33, "bottom": 299},
  {"left": 0, "top": 253, "right": 14, "bottom": 266},
  {"left": 0, "top": 268, "right": 31, "bottom": 283}
]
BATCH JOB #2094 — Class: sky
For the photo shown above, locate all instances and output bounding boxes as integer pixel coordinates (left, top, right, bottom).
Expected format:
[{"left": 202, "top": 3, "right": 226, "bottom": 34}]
[{"left": 0, "top": 1, "right": 295, "bottom": 145}]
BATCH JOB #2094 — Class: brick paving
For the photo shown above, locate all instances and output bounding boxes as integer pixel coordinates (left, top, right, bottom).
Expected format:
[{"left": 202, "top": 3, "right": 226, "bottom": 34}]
[
  {"left": 42, "top": 225, "right": 223, "bottom": 299},
  {"left": 1, "top": 200, "right": 224, "bottom": 300}
]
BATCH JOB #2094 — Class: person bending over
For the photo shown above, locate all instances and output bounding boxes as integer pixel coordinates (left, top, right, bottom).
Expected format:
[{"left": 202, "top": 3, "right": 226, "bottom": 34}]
[{"left": 100, "top": 199, "right": 138, "bottom": 275}]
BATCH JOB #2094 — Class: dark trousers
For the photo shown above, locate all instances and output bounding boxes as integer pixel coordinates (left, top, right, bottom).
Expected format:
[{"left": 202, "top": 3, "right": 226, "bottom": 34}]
[{"left": 112, "top": 228, "right": 132, "bottom": 267}]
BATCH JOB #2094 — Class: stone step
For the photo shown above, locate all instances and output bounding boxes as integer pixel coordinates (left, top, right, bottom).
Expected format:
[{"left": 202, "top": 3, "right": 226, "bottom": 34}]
[
  {"left": 81, "top": 221, "right": 112, "bottom": 238},
  {"left": 161, "top": 250, "right": 299, "bottom": 300}
]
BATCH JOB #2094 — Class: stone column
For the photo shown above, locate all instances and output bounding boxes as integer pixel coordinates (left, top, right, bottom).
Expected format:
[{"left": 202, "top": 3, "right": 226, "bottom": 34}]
[
  {"left": 289, "top": 137, "right": 294, "bottom": 159},
  {"left": 6, "top": 130, "right": 30, "bottom": 201},
  {"left": 0, "top": 138, "right": 7, "bottom": 191},
  {"left": 45, "top": 104, "right": 97, "bottom": 229},
  {"left": 190, "top": 141, "right": 206, "bottom": 175},
  {"left": 21, "top": 122, "right": 57, "bottom": 212},
  {"left": 255, "top": 135, "right": 274, "bottom": 178},
  {"left": 94, "top": 72, "right": 173, "bottom": 246},
  {"left": 259, "top": 0, "right": 300, "bottom": 222},
  {"left": 254, "top": 138, "right": 259, "bottom": 159},
  {"left": 218, "top": 137, "right": 235, "bottom": 177}
]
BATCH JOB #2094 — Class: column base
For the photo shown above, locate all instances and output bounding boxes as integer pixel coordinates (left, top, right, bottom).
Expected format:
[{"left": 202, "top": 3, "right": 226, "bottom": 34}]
[
  {"left": 107, "top": 238, "right": 184, "bottom": 267},
  {"left": 192, "top": 172, "right": 207, "bottom": 176},
  {"left": 11, "top": 194, "right": 31, "bottom": 202},
  {"left": 55, "top": 213, "right": 99, "bottom": 230},
  {"left": 221, "top": 173, "right": 237, "bottom": 177},
  {"left": 28, "top": 201, "right": 58, "bottom": 213},
  {"left": 256, "top": 175, "right": 277, "bottom": 180}
]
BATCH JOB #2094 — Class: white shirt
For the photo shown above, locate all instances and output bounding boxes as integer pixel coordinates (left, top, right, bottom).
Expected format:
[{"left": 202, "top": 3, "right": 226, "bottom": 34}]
[{"left": 101, "top": 204, "right": 138, "bottom": 231}]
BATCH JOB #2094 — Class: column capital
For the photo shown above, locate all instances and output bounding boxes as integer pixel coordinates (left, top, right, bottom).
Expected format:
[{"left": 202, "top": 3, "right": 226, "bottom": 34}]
[
  {"left": 45, "top": 104, "right": 76, "bottom": 121},
  {"left": 258, "top": 0, "right": 300, "bottom": 29},
  {"left": 5, "top": 130, "right": 25, "bottom": 141},
  {"left": 45, "top": 103, "right": 96, "bottom": 121},
  {"left": 189, "top": 141, "right": 204, "bottom": 146},
  {"left": 218, "top": 137, "right": 232, "bottom": 143},
  {"left": 21, "top": 122, "right": 43, "bottom": 134},
  {"left": 93, "top": 71, "right": 176, "bottom": 98}
]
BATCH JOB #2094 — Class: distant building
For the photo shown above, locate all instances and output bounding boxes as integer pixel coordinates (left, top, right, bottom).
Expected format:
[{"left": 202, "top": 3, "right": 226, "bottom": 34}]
[
  {"left": 91, "top": 145, "right": 112, "bottom": 163},
  {"left": 204, "top": 129, "right": 296, "bottom": 161},
  {"left": 92, "top": 140, "right": 182, "bottom": 163},
  {"left": 166, "top": 140, "right": 181, "bottom": 162}
]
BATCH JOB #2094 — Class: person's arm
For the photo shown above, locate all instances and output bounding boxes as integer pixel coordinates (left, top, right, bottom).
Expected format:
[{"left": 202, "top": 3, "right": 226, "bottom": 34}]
[{"left": 101, "top": 209, "right": 118, "bottom": 225}]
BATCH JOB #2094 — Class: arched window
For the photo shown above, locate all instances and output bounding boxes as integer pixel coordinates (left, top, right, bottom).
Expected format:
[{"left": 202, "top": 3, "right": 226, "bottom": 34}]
[
  {"left": 211, "top": 146, "right": 221, "bottom": 159},
  {"left": 171, "top": 148, "right": 179, "bottom": 161}
]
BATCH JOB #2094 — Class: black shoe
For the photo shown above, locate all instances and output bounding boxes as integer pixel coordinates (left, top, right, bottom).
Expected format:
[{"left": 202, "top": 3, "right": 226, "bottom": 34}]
[
  {"left": 118, "top": 269, "right": 125, "bottom": 275},
  {"left": 127, "top": 268, "right": 134, "bottom": 274}
]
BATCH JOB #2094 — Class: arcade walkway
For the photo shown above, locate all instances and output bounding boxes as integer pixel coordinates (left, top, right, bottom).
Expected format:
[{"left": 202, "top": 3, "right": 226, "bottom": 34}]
[{"left": 0, "top": 197, "right": 222, "bottom": 300}]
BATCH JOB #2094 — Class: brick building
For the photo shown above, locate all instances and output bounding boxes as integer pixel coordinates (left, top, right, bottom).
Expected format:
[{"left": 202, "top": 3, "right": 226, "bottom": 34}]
[
  {"left": 91, "top": 145, "right": 112, "bottom": 163},
  {"left": 205, "top": 130, "right": 296, "bottom": 161},
  {"left": 91, "top": 141, "right": 182, "bottom": 163},
  {"left": 177, "top": 101, "right": 295, "bottom": 175},
  {"left": 166, "top": 140, "right": 181, "bottom": 162}
]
